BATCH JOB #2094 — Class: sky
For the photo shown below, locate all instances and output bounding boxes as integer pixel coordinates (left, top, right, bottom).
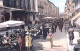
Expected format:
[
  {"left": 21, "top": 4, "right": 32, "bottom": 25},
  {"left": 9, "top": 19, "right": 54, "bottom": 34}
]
[{"left": 49, "top": 0, "right": 67, "bottom": 13}]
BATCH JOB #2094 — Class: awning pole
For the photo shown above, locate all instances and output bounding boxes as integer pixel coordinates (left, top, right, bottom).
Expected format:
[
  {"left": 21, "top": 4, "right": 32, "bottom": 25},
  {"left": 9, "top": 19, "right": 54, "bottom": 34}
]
[{"left": 10, "top": 11, "right": 12, "bottom": 20}]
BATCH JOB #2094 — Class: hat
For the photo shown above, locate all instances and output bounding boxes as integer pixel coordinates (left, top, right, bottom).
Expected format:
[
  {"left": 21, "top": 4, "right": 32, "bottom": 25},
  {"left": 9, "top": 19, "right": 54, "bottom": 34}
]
[
  {"left": 25, "top": 28, "right": 28, "bottom": 31},
  {"left": 25, "top": 31, "right": 31, "bottom": 35}
]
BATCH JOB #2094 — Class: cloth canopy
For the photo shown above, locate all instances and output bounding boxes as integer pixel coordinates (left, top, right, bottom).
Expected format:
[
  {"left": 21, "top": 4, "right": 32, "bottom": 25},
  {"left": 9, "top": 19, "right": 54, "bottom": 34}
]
[
  {"left": 71, "top": 12, "right": 80, "bottom": 21},
  {"left": 0, "top": 20, "right": 25, "bottom": 28},
  {"left": 43, "top": 17, "right": 54, "bottom": 19},
  {"left": 75, "top": 18, "right": 80, "bottom": 26}
]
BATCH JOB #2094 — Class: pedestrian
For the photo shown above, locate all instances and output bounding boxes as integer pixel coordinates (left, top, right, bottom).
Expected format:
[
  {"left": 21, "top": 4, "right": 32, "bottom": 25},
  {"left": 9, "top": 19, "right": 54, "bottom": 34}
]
[
  {"left": 57, "top": 18, "right": 64, "bottom": 32},
  {"left": 48, "top": 28, "right": 53, "bottom": 48},
  {"left": 65, "top": 23, "right": 69, "bottom": 32},
  {"left": 25, "top": 32, "right": 32, "bottom": 50},
  {"left": 18, "top": 34, "right": 22, "bottom": 51},
  {"left": 68, "top": 27, "right": 74, "bottom": 45},
  {"left": 43, "top": 26, "right": 48, "bottom": 39},
  {"left": 60, "top": 22, "right": 64, "bottom": 32},
  {"left": 5, "top": 32, "right": 10, "bottom": 42},
  {"left": 21, "top": 31, "right": 25, "bottom": 51},
  {"left": 52, "top": 24, "right": 55, "bottom": 33},
  {"left": 53, "top": 21, "right": 57, "bottom": 32}
]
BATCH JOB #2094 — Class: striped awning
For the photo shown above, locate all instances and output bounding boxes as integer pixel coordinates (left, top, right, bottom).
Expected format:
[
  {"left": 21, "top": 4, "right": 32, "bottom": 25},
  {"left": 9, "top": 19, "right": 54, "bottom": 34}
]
[{"left": 71, "top": 12, "right": 80, "bottom": 21}]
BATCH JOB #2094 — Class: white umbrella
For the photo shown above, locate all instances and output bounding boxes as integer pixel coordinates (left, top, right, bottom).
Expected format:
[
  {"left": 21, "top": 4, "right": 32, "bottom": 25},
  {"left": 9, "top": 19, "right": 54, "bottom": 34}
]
[
  {"left": 0, "top": 22, "right": 8, "bottom": 28},
  {"left": 43, "top": 17, "right": 54, "bottom": 19},
  {"left": 0, "top": 20, "right": 25, "bottom": 28},
  {"left": 75, "top": 18, "right": 80, "bottom": 26},
  {"left": 6, "top": 20, "right": 25, "bottom": 27}
]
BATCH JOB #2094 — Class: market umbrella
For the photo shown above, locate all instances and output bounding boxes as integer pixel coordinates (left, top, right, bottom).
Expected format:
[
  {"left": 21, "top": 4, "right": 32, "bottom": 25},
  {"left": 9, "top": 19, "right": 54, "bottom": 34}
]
[
  {"left": 75, "top": 18, "right": 80, "bottom": 26},
  {"left": 0, "top": 20, "right": 25, "bottom": 28},
  {"left": 43, "top": 17, "right": 55, "bottom": 19}
]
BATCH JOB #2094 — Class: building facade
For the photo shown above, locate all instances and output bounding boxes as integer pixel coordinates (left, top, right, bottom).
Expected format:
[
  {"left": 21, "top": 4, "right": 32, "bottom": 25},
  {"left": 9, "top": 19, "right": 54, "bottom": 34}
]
[
  {"left": 65, "top": 0, "right": 80, "bottom": 19},
  {"left": 73, "top": 0, "right": 80, "bottom": 16},
  {"left": 38, "top": 0, "right": 59, "bottom": 21},
  {"left": 0, "top": 0, "right": 38, "bottom": 25},
  {"left": 65, "top": 0, "right": 75, "bottom": 19}
]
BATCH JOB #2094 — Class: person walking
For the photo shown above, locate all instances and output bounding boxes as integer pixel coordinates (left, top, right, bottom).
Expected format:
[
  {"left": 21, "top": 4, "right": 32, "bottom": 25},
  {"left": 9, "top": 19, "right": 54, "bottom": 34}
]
[
  {"left": 57, "top": 18, "right": 64, "bottom": 32},
  {"left": 65, "top": 23, "right": 69, "bottom": 32},
  {"left": 43, "top": 27, "right": 48, "bottom": 39},
  {"left": 18, "top": 34, "right": 22, "bottom": 51},
  {"left": 25, "top": 32, "right": 32, "bottom": 50},
  {"left": 42, "top": 24, "right": 47, "bottom": 39},
  {"left": 52, "top": 24, "right": 55, "bottom": 33},
  {"left": 21, "top": 32, "right": 25, "bottom": 51},
  {"left": 68, "top": 27, "right": 74, "bottom": 45},
  {"left": 53, "top": 21, "right": 57, "bottom": 32},
  {"left": 48, "top": 28, "right": 54, "bottom": 48}
]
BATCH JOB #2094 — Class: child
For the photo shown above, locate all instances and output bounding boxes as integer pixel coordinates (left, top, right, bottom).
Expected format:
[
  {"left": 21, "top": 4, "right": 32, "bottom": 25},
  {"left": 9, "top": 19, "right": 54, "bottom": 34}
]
[{"left": 48, "top": 28, "right": 53, "bottom": 48}]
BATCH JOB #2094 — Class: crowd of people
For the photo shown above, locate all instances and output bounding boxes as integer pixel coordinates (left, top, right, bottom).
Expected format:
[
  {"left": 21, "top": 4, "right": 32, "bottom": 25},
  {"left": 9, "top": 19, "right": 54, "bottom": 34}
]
[
  {"left": 38, "top": 18, "right": 64, "bottom": 48},
  {"left": 0, "top": 17, "right": 77, "bottom": 50},
  {"left": 42, "top": 18, "right": 64, "bottom": 39},
  {"left": 0, "top": 28, "right": 37, "bottom": 51}
]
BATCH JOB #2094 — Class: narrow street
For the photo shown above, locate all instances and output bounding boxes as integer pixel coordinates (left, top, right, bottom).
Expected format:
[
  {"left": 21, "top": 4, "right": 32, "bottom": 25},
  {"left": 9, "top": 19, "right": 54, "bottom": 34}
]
[
  {"left": 33, "top": 27, "right": 68, "bottom": 51},
  {"left": 0, "top": 0, "right": 80, "bottom": 51}
]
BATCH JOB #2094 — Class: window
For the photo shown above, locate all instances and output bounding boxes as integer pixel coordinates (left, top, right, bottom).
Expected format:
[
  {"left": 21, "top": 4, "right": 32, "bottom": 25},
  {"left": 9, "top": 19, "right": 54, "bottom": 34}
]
[
  {"left": 3, "top": 0, "right": 10, "bottom": 7},
  {"left": 44, "top": 2, "right": 47, "bottom": 5},
  {"left": 68, "top": 8, "right": 70, "bottom": 11},
  {"left": 17, "top": 0, "right": 21, "bottom": 8},
  {"left": 21, "top": 0, "right": 25, "bottom": 9},
  {"left": 40, "top": 1, "right": 41, "bottom": 6},
  {"left": 26, "top": 0, "right": 29, "bottom": 9},
  {"left": 72, "top": 5, "right": 74, "bottom": 8},
  {"left": 9, "top": 0, "right": 16, "bottom": 8},
  {"left": 33, "top": 0, "right": 35, "bottom": 10}
]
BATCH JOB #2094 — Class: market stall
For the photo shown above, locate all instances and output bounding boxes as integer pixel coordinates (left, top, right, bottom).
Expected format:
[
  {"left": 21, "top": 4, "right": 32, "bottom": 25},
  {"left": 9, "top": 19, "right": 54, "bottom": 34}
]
[
  {"left": 0, "top": 20, "right": 25, "bottom": 51},
  {"left": 0, "top": 20, "right": 25, "bottom": 28}
]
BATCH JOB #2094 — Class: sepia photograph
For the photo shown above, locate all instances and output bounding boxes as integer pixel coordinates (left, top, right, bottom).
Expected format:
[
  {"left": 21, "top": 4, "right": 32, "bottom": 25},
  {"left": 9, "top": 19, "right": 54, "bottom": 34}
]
[{"left": 0, "top": 0, "right": 80, "bottom": 51}]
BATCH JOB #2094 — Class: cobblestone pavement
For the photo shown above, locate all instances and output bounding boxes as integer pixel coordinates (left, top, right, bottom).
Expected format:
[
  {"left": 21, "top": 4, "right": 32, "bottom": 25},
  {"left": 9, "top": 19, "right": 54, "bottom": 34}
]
[{"left": 33, "top": 27, "right": 68, "bottom": 51}]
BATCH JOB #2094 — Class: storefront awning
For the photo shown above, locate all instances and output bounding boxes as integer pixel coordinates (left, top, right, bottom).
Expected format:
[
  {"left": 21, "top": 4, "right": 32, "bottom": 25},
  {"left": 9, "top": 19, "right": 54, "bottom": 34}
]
[
  {"left": 0, "top": 6, "right": 24, "bottom": 11},
  {"left": 71, "top": 12, "right": 80, "bottom": 21}
]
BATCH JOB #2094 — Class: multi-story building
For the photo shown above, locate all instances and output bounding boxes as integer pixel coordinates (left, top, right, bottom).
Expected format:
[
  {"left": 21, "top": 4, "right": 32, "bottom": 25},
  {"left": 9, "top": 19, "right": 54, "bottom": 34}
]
[
  {"left": 0, "top": 0, "right": 38, "bottom": 25},
  {"left": 48, "top": 1, "right": 55, "bottom": 17},
  {"left": 73, "top": 0, "right": 80, "bottom": 15},
  {"left": 65, "top": 0, "right": 80, "bottom": 21},
  {"left": 54, "top": 6, "right": 59, "bottom": 17},
  {"left": 38, "top": 0, "right": 59, "bottom": 21},
  {"left": 65, "top": 0, "right": 75, "bottom": 19}
]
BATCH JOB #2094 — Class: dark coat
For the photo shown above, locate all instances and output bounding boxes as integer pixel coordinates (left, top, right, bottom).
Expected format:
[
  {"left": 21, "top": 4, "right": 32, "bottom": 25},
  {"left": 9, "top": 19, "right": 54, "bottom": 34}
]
[
  {"left": 68, "top": 30, "right": 74, "bottom": 40},
  {"left": 43, "top": 28, "right": 47, "bottom": 37}
]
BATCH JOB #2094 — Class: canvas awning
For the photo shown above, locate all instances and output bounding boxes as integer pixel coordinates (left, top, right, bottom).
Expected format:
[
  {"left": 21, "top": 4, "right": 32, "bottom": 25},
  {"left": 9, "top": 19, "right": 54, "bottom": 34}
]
[
  {"left": 71, "top": 12, "right": 80, "bottom": 21},
  {"left": 75, "top": 18, "right": 80, "bottom": 26},
  {"left": 43, "top": 17, "right": 54, "bottom": 19},
  {"left": 0, "top": 20, "right": 25, "bottom": 28}
]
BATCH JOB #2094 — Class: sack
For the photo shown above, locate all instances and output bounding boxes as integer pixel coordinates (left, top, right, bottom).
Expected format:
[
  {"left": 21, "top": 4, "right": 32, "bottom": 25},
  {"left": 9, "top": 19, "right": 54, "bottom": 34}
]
[{"left": 47, "top": 35, "right": 51, "bottom": 39}]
